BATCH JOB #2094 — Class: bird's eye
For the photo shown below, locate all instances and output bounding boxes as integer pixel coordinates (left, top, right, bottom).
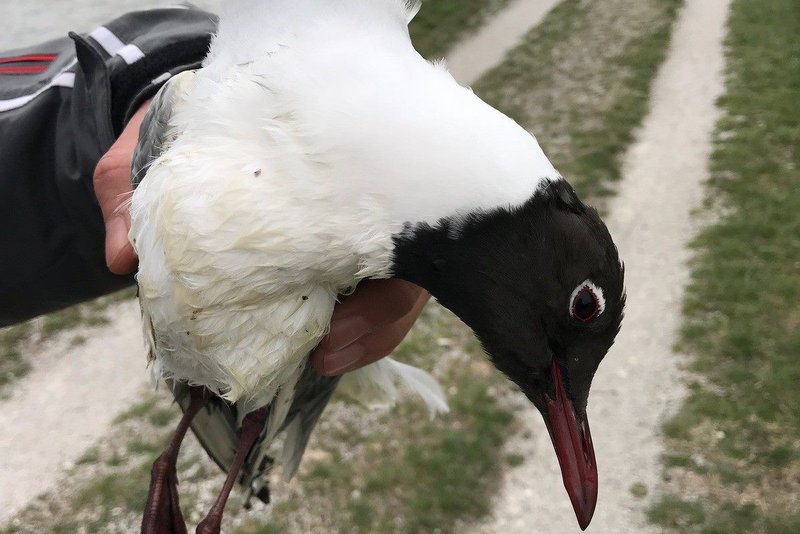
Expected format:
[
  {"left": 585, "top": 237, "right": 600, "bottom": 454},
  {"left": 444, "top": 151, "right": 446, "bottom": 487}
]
[{"left": 569, "top": 281, "right": 605, "bottom": 322}]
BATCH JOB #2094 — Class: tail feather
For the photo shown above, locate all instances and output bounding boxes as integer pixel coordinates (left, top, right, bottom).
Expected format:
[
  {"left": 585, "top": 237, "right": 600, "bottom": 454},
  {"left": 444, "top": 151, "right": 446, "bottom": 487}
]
[
  {"left": 278, "top": 368, "right": 341, "bottom": 480},
  {"left": 171, "top": 357, "right": 447, "bottom": 496},
  {"left": 339, "top": 357, "right": 449, "bottom": 418},
  {"left": 279, "top": 417, "right": 305, "bottom": 480}
]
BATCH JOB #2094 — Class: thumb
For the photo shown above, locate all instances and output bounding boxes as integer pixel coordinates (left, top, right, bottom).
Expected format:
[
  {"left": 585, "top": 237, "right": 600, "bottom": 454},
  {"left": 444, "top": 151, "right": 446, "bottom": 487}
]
[{"left": 93, "top": 101, "right": 150, "bottom": 274}]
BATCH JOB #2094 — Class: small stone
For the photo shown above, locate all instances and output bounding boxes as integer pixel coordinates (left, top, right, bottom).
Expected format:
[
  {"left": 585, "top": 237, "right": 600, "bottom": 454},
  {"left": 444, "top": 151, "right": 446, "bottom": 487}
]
[
  {"left": 469, "top": 360, "right": 492, "bottom": 378},
  {"left": 629, "top": 482, "right": 648, "bottom": 498}
]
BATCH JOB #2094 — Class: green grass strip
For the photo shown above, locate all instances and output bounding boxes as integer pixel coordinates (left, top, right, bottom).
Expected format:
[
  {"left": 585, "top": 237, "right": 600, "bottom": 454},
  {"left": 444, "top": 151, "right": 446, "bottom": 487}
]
[
  {"left": 0, "top": 323, "right": 32, "bottom": 395},
  {"left": 475, "top": 0, "right": 683, "bottom": 199},
  {"left": 649, "top": 0, "right": 800, "bottom": 531}
]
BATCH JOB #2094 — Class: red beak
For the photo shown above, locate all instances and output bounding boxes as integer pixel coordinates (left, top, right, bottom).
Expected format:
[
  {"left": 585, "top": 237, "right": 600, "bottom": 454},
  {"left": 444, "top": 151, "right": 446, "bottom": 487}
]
[{"left": 543, "top": 359, "right": 598, "bottom": 530}]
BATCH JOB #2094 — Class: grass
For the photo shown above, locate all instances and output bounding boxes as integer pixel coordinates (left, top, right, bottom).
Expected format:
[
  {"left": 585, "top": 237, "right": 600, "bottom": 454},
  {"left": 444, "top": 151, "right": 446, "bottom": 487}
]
[
  {"left": 409, "top": 0, "right": 511, "bottom": 58},
  {"left": 0, "top": 394, "right": 181, "bottom": 534},
  {"left": 0, "top": 323, "right": 32, "bottom": 395},
  {"left": 630, "top": 482, "right": 648, "bottom": 499},
  {"left": 475, "top": 0, "right": 683, "bottom": 199},
  {"left": 336, "top": 373, "right": 513, "bottom": 532},
  {"left": 506, "top": 453, "right": 525, "bottom": 467},
  {"left": 41, "top": 287, "right": 135, "bottom": 337},
  {"left": 648, "top": 0, "right": 800, "bottom": 531}
]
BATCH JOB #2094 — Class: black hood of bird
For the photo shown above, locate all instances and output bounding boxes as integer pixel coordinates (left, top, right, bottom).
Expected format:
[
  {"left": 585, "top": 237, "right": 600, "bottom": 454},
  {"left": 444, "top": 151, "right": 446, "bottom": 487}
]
[{"left": 391, "top": 178, "right": 625, "bottom": 529}]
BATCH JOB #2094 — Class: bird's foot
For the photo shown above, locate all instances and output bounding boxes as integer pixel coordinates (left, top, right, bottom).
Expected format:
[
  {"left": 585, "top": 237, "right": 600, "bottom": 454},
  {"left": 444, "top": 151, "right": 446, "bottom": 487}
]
[
  {"left": 195, "top": 407, "right": 269, "bottom": 534},
  {"left": 141, "top": 452, "right": 187, "bottom": 534},
  {"left": 195, "top": 511, "right": 223, "bottom": 534},
  {"left": 141, "top": 386, "right": 208, "bottom": 534}
]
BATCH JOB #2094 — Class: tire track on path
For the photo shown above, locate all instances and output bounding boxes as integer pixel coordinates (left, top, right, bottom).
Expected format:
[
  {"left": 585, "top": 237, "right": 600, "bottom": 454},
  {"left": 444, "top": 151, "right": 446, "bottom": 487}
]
[{"left": 445, "top": 0, "right": 561, "bottom": 85}]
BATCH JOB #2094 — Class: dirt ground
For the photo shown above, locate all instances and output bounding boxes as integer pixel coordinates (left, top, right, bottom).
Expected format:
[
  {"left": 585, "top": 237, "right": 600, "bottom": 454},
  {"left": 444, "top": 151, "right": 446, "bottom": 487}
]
[{"left": 0, "top": 0, "right": 731, "bottom": 531}]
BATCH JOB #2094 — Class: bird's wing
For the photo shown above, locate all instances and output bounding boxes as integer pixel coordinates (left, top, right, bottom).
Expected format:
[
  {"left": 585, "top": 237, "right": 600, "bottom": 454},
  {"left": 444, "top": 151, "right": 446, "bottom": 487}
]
[
  {"left": 170, "top": 366, "right": 340, "bottom": 503},
  {"left": 276, "top": 358, "right": 449, "bottom": 481},
  {"left": 278, "top": 366, "right": 341, "bottom": 480},
  {"left": 170, "top": 380, "right": 241, "bottom": 475},
  {"left": 131, "top": 71, "right": 196, "bottom": 368},
  {"left": 172, "top": 357, "right": 448, "bottom": 500},
  {"left": 131, "top": 70, "right": 196, "bottom": 189}
]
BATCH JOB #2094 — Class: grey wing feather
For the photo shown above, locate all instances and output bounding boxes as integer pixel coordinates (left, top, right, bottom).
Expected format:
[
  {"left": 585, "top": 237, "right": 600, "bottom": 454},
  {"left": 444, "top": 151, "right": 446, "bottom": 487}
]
[
  {"left": 133, "top": 70, "right": 196, "bottom": 362},
  {"left": 171, "top": 380, "right": 240, "bottom": 473},
  {"left": 131, "top": 70, "right": 196, "bottom": 189},
  {"left": 171, "top": 366, "right": 339, "bottom": 504},
  {"left": 279, "top": 367, "right": 341, "bottom": 479}
]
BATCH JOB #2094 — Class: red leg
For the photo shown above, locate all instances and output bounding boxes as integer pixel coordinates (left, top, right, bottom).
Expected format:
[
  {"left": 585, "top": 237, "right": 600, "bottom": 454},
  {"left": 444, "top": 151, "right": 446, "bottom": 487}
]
[
  {"left": 141, "top": 386, "right": 208, "bottom": 534},
  {"left": 196, "top": 407, "right": 269, "bottom": 534}
]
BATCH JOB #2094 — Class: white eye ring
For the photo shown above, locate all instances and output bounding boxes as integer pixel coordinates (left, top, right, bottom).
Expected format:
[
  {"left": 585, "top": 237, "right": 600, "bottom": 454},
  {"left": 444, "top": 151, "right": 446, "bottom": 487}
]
[{"left": 569, "top": 280, "right": 605, "bottom": 321}]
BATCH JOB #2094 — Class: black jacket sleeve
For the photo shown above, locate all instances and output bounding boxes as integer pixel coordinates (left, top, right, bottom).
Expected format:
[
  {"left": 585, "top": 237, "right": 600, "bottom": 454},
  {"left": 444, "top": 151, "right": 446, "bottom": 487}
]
[{"left": 0, "top": 6, "right": 218, "bottom": 327}]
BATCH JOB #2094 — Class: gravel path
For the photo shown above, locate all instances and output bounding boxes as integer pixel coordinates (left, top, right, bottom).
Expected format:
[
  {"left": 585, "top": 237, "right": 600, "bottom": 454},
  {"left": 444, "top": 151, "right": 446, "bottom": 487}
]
[
  {"left": 470, "top": 0, "right": 731, "bottom": 532},
  {"left": 0, "top": 301, "right": 146, "bottom": 521}
]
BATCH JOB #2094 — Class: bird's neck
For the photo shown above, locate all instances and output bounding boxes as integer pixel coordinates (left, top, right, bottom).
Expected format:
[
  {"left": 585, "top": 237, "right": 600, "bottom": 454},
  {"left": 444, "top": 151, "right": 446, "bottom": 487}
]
[
  {"left": 287, "top": 56, "right": 560, "bottom": 226},
  {"left": 389, "top": 179, "right": 595, "bottom": 371},
  {"left": 204, "top": 1, "right": 560, "bottom": 227},
  {"left": 390, "top": 196, "right": 543, "bottom": 342}
]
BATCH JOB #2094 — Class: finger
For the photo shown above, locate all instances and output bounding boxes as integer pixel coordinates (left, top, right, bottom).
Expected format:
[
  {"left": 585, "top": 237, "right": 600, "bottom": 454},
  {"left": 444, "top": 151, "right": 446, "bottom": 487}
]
[
  {"left": 93, "top": 101, "right": 150, "bottom": 274},
  {"left": 312, "top": 288, "right": 428, "bottom": 375},
  {"left": 315, "top": 278, "right": 424, "bottom": 354},
  {"left": 94, "top": 149, "right": 135, "bottom": 273}
]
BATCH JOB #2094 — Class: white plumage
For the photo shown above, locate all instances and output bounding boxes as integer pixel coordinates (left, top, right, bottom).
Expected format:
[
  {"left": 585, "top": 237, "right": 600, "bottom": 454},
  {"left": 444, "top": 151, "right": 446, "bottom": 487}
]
[{"left": 130, "top": 0, "right": 558, "bottom": 433}]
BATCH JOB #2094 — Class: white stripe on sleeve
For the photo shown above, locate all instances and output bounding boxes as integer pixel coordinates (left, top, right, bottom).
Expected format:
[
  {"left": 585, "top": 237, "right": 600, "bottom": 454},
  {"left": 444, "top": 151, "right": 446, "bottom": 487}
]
[
  {"left": 89, "top": 26, "right": 144, "bottom": 65},
  {"left": 0, "top": 61, "right": 76, "bottom": 113},
  {"left": 88, "top": 27, "right": 126, "bottom": 57},
  {"left": 117, "top": 44, "right": 145, "bottom": 64}
]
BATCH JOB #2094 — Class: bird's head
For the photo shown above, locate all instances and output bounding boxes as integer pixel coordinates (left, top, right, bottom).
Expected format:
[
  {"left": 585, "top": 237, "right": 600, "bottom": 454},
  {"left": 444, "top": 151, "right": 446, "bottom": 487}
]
[{"left": 391, "top": 178, "right": 625, "bottom": 529}]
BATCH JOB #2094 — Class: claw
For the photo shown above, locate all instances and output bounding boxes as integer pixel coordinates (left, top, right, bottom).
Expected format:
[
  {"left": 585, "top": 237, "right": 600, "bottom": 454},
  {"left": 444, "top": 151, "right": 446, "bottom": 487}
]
[
  {"left": 141, "top": 454, "right": 187, "bottom": 534},
  {"left": 141, "top": 387, "right": 208, "bottom": 534}
]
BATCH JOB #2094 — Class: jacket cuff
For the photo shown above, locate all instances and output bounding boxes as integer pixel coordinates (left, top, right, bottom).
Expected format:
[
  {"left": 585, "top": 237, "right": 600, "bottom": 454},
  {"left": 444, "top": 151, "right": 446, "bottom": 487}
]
[
  {"left": 76, "top": 6, "right": 218, "bottom": 136},
  {"left": 112, "top": 35, "right": 209, "bottom": 132}
]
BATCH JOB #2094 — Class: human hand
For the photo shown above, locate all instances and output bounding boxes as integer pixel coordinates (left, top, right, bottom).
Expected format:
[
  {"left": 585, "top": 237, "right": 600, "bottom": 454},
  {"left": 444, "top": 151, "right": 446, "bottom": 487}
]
[
  {"left": 93, "top": 100, "right": 151, "bottom": 274},
  {"left": 311, "top": 279, "right": 429, "bottom": 375}
]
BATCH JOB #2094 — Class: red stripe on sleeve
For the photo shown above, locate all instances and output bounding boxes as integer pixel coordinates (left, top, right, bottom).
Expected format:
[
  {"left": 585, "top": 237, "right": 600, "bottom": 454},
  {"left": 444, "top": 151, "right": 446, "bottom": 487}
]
[
  {"left": 0, "top": 65, "right": 49, "bottom": 74},
  {"left": 0, "top": 54, "right": 57, "bottom": 64}
]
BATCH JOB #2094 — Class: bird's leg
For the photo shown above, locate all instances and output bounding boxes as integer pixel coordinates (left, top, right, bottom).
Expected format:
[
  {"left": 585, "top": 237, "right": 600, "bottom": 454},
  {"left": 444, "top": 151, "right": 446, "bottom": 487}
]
[
  {"left": 142, "top": 386, "right": 208, "bottom": 534},
  {"left": 196, "top": 407, "right": 269, "bottom": 534}
]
